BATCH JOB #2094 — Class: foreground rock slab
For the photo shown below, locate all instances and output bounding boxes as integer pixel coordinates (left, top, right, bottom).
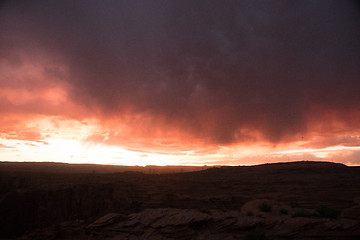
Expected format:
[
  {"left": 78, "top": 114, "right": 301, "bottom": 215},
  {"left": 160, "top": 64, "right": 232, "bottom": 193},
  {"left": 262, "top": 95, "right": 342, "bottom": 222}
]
[{"left": 82, "top": 205, "right": 360, "bottom": 240}]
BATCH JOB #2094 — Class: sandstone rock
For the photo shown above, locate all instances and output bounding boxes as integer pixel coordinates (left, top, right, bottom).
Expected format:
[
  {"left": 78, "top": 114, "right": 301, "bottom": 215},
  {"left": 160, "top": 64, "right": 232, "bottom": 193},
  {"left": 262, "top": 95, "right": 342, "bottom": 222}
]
[
  {"left": 19, "top": 207, "right": 360, "bottom": 240},
  {"left": 88, "top": 213, "right": 128, "bottom": 228},
  {"left": 125, "top": 208, "right": 211, "bottom": 229},
  {"left": 126, "top": 208, "right": 170, "bottom": 227},
  {"left": 263, "top": 216, "right": 283, "bottom": 229},
  {"left": 273, "top": 217, "right": 321, "bottom": 237},
  {"left": 323, "top": 219, "right": 359, "bottom": 230},
  {"left": 151, "top": 209, "right": 210, "bottom": 228}
]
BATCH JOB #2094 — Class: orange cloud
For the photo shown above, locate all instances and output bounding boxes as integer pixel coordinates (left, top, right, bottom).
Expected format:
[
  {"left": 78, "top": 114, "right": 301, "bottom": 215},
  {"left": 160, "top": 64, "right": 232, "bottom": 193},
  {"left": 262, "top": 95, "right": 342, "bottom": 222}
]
[{"left": 0, "top": 143, "right": 13, "bottom": 149}]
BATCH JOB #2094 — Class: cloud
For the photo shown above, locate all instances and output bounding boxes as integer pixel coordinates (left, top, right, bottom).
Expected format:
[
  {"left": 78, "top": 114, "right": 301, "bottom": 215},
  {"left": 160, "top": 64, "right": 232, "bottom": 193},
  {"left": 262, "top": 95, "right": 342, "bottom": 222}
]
[
  {"left": 1, "top": 0, "right": 360, "bottom": 148},
  {"left": 0, "top": 143, "right": 13, "bottom": 149},
  {"left": 328, "top": 149, "right": 360, "bottom": 165},
  {"left": 0, "top": 127, "right": 43, "bottom": 142},
  {"left": 302, "top": 135, "right": 360, "bottom": 149}
]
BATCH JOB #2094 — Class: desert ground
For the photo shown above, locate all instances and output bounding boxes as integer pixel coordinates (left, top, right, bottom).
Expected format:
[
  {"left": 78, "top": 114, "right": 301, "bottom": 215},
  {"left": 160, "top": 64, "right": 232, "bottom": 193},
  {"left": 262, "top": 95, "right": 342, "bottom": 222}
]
[{"left": 0, "top": 161, "right": 360, "bottom": 239}]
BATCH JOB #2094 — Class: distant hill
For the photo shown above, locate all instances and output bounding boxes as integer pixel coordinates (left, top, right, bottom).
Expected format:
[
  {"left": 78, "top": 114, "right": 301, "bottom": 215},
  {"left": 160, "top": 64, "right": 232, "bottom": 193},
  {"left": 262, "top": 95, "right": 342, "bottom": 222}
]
[{"left": 0, "top": 161, "right": 209, "bottom": 174}]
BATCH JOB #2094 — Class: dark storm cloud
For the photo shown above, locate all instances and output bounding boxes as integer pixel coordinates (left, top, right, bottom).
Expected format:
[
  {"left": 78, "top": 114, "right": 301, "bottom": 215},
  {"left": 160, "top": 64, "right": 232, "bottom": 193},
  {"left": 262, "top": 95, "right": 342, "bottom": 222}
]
[{"left": 1, "top": 0, "right": 359, "bottom": 144}]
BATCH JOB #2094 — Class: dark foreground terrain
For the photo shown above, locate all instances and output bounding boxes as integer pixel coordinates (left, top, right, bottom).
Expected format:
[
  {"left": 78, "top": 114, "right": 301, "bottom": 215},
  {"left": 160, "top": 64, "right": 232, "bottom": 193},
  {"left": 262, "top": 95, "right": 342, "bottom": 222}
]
[{"left": 0, "top": 161, "right": 360, "bottom": 239}]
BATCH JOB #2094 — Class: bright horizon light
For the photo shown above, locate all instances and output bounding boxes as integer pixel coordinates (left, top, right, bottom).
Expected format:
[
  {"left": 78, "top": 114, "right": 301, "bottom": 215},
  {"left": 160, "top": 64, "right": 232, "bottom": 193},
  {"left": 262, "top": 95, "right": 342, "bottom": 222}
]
[{"left": 1, "top": 128, "right": 359, "bottom": 166}]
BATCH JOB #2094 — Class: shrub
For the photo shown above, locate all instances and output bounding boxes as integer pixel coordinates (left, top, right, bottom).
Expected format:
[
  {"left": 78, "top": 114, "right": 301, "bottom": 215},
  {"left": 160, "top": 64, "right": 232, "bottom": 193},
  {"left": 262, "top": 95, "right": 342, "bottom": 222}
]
[
  {"left": 316, "top": 206, "right": 340, "bottom": 219},
  {"left": 54, "top": 224, "right": 65, "bottom": 239},
  {"left": 290, "top": 201, "right": 299, "bottom": 208},
  {"left": 246, "top": 211, "right": 254, "bottom": 216},
  {"left": 280, "top": 209, "right": 288, "bottom": 215},
  {"left": 293, "top": 210, "right": 313, "bottom": 218},
  {"left": 244, "top": 229, "right": 271, "bottom": 240},
  {"left": 259, "top": 202, "right": 272, "bottom": 213}
]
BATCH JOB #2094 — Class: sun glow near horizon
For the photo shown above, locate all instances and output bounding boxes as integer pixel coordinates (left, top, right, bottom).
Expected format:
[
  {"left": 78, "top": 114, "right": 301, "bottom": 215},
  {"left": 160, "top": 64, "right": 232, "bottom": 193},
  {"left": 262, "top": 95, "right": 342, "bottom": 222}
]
[
  {"left": 1, "top": 121, "right": 359, "bottom": 167},
  {"left": 0, "top": 137, "right": 183, "bottom": 166}
]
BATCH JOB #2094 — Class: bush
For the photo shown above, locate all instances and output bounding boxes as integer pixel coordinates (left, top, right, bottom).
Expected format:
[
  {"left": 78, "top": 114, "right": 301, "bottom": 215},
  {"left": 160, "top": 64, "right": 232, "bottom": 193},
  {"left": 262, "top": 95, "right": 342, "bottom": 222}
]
[
  {"left": 258, "top": 202, "right": 272, "bottom": 213},
  {"left": 290, "top": 201, "right": 299, "bottom": 208},
  {"left": 54, "top": 224, "right": 65, "bottom": 239},
  {"left": 244, "top": 229, "right": 271, "bottom": 240},
  {"left": 293, "top": 210, "right": 313, "bottom": 218},
  {"left": 316, "top": 206, "right": 340, "bottom": 219},
  {"left": 246, "top": 211, "right": 254, "bottom": 216},
  {"left": 280, "top": 209, "right": 288, "bottom": 215}
]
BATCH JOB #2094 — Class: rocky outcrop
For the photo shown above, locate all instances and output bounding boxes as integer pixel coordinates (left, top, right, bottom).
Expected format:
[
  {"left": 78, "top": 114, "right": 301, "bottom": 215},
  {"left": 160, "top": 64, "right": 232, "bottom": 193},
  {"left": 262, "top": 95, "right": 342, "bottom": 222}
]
[
  {"left": 125, "top": 208, "right": 211, "bottom": 228},
  {"left": 14, "top": 200, "right": 360, "bottom": 239},
  {"left": 88, "top": 213, "right": 128, "bottom": 228},
  {"left": 80, "top": 203, "right": 360, "bottom": 240}
]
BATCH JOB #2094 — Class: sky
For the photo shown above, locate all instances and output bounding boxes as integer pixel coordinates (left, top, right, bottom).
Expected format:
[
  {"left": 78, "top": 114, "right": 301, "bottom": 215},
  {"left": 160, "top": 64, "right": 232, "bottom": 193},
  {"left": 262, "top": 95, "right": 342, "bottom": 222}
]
[{"left": 0, "top": 0, "right": 360, "bottom": 166}]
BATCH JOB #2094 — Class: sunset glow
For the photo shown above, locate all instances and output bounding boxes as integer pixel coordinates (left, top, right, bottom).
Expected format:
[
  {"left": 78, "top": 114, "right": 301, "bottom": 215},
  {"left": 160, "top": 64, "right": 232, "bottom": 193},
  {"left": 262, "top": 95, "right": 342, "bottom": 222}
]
[{"left": 1, "top": 116, "right": 359, "bottom": 166}]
